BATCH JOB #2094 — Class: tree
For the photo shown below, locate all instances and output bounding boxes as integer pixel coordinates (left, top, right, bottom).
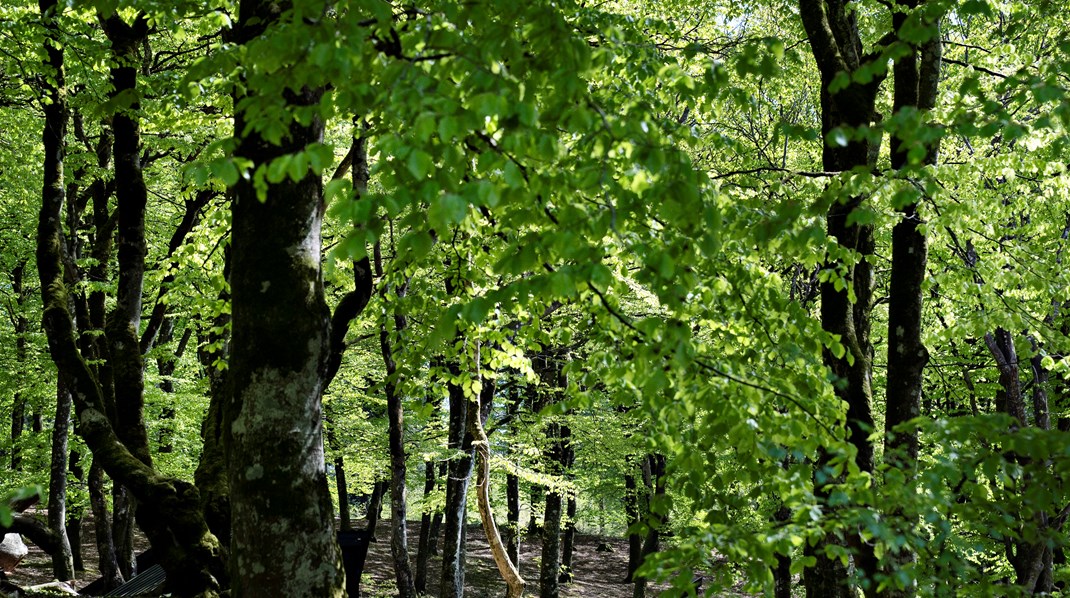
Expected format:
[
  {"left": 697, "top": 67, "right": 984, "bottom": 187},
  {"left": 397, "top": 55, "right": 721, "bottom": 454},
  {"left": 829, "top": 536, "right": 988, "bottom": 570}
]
[{"left": 223, "top": 1, "right": 343, "bottom": 595}]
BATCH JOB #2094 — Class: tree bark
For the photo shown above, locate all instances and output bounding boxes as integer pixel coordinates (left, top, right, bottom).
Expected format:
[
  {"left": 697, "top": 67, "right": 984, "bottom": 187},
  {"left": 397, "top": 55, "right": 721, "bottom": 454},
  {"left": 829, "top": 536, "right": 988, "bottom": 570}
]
[
  {"left": 377, "top": 274, "right": 416, "bottom": 598},
  {"left": 88, "top": 460, "right": 123, "bottom": 590},
  {"left": 440, "top": 371, "right": 475, "bottom": 598},
  {"left": 48, "top": 378, "right": 76, "bottom": 582},
  {"left": 9, "top": 262, "right": 29, "bottom": 472},
  {"left": 468, "top": 367, "right": 526, "bottom": 598},
  {"left": 506, "top": 472, "right": 521, "bottom": 566},
  {"left": 560, "top": 494, "right": 577, "bottom": 583},
  {"left": 882, "top": 5, "right": 940, "bottom": 594},
  {"left": 36, "top": 3, "right": 227, "bottom": 594},
  {"left": 415, "top": 459, "right": 437, "bottom": 593},
  {"left": 798, "top": 0, "right": 889, "bottom": 593},
  {"left": 225, "top": 3, "right": 343, "bottom": 596},
  {"left": 624, "top": 472, "right": 642, "bottom": 583}
]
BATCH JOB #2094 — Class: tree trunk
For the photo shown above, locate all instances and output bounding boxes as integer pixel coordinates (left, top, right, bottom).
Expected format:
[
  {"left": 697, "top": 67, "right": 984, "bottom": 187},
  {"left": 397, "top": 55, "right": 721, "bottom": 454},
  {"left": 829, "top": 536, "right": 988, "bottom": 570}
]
[
  {"left": 88, "top": 461, "right": 123, "bottom": 590},
  {"left": 415, "top": 459, "right": 436, "bottom": 593},
  {"left": 624, "top": 472, "right": 642, "bottom": 583},
  {"left": 37, "top": 3, "right": 226, "bottom": 594},
  {"left": 48, "top": 378, "right": 75, "bottom": 582},
  {"left": 560, "top": 494, "right": 577, "bottom": 584},
  {"left": 378, "top": 279, "right": 416, "bottom": 598},
  {"left": 882, "top": 6, "right": 940, "bottom": 595},
  {"left": 507, "top": 472, "right": 521, "bottom": 566},
  {"left": 225, "top": 4, "right": 342, "bottom": 596},
  {"left": 539, "top": 426, "right": 564, "bottom": 598},
  {"left": 366, "top": 480, "right": 388, "bottom": 541},
  {"left": 67, "top": 450, "right": 85, "bottom": 572},
  {"left": 440, "top": 372, "right": 475, "bottom": 598},
  {"left": 9, "top": 262, "right": 28, "bottom": 472},
  {"left": 798, "top": 0, "right": 889, "bottom": 593},
  {"left": 774, "top": 504, "right": 792, "bottom": 598},
  {"left": 631, "top": 454, "right": 666, "bottom": 598},
  {"left": 466, "top": 367, "right": 525, "bottom": 597}
]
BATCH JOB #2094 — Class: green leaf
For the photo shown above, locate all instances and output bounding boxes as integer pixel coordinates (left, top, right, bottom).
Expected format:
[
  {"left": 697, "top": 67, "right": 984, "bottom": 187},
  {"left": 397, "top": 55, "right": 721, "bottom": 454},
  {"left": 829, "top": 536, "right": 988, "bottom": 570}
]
[{"left": 407, "top": 150, "right": 435, "bottom": 179}]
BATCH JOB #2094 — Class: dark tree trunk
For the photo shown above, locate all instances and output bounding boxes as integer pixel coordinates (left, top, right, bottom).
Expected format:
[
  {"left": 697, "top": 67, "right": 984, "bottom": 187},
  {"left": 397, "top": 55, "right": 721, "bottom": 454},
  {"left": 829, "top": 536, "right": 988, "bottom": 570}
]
[
  {"left": 624, "top": 472, "right": 642, "bottom": 583},
  {"left": 882, "top": 6, "right": 940, "bottom": 595},
  {"left": 440, "top": 373, "right": 474, "bottom": 598},
  {"left": 48, "top": 378, "right": 75, "bottom": 581},
  {"left": 67, "top": 450, "right": 85, "bottom": 572},
  {"left": 225, "top": 3, "right": 342, "bottom": 596},
  {"left": 774, "top": 509, "right": 792, "bottom": 598},
  {"left": 560, "top": 494, "right": 577, "bottom": 584},
  {"left": 88, "top": 461, "right": 123, "bottom": 590},
  {"left": 9, "top": 262, "right": 29, "bottom": 472},
  {"left": 507, "top": 472, "right": 521, "bottom": 566},
  {"left": 528, "top": 485, "right": 545, "bottom": 537},
  {"left": 365, "top": 480, "right": 388, "bottom": 541},
  {"left": 335, "top": 455, "right": 352, "bottom": 532},
  {"left": 377, "top": 273, "right": 416, "bottom": 598},
  {"left": 631, "top": 455, "right": 666, "bottom": 598},
  {"left": 798, "top": 0, "right": 890, "bottom": 593},
  {"left": 194, "top": 263, "right": 232, "bottom": 548},
  {"left": 539, "top": 425, "right": 565, "bottom": 598},
  {"left": 415, "top": 459, "right": 437, "bottom": 594}
]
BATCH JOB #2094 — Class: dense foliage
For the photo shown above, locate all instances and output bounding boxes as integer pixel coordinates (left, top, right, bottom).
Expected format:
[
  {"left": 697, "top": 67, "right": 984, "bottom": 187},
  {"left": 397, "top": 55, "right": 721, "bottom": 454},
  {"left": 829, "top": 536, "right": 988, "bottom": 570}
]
[{"left": 2, "top": 0, "right": 1070, "bottom": 596}]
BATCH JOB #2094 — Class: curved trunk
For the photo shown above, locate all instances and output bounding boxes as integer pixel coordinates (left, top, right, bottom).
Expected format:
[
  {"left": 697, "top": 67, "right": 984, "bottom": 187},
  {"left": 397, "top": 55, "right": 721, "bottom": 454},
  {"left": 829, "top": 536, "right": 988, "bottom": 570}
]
[{"left": 468, "top": 370, "right": 525, "bottom": 598}]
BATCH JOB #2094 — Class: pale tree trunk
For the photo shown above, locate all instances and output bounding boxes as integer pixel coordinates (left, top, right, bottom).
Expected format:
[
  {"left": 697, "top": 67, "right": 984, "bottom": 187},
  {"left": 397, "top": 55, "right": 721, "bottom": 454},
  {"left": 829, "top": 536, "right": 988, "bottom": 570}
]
[
  {"left": 48, "top": 378, "right": 75, "bottom": 581},
  {"left": 467, "top": 363, "right": 525, "bottom": 598}
]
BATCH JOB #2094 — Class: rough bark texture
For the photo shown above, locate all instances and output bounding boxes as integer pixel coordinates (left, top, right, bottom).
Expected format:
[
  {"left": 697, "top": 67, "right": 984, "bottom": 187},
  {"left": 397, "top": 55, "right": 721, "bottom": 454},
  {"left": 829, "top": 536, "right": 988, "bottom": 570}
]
[
  {"left": 225, "top": 2, "right": 343, "bottom": 595},
  {"left": 560, "top": 494, "right": 577, "bottom": 583},
  {"left": 88, "top": 461, "right": 123, "bottom": 590},
  {"left": 415, "top": 459, "right": 436, "bottom": 593},
  {"left": 378, "top": 279, "right": 416, "bottom": 598}
]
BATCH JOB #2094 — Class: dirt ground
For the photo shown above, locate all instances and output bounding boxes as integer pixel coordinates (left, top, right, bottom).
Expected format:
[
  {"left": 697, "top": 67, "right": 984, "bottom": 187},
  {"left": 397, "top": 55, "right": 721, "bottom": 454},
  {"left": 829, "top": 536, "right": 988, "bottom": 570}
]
[{"left": 4, "top": 511, "right": 707, "bottom": 597}]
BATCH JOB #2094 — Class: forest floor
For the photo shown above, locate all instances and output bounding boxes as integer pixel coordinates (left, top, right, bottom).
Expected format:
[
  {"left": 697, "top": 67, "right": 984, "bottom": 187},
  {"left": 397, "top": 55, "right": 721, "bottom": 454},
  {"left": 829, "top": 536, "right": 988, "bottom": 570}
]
[{"left": 4, "top": 510, "right": 743, "bottom": 596}]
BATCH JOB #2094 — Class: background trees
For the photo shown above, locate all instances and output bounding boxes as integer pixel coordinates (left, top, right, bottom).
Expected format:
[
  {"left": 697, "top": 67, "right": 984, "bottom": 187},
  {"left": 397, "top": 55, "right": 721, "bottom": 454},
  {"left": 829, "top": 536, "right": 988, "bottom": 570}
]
[{"left": 2, "top": 0, "right": 1070, "bottom": 596}]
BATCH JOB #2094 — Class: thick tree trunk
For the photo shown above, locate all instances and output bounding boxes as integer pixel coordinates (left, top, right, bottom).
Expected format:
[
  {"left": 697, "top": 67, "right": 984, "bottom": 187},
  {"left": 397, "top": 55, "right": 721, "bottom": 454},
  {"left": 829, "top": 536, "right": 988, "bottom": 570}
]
[
  {"left": 36, "top": 5, "right": 226, "bottom": 593},
  {"left": 798, "top": 0, "right": 889, "bottom": 593},
  {"left": 225, "top": 4, "right": 342, "bottom": 596},
  {"left": 48, "top": 378, "right": 76, "bottom": 582}
]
